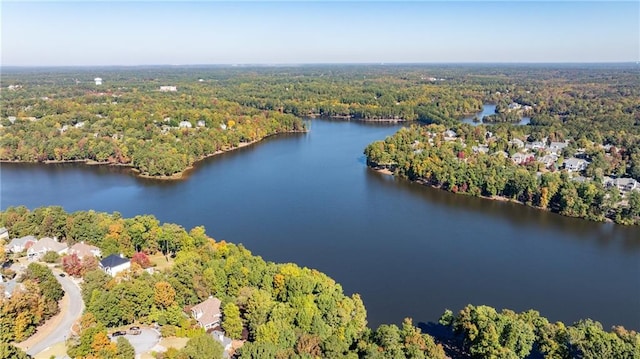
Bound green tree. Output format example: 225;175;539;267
222;303;243;340
116;336;136;359
180;334;224;359
0;343;31;359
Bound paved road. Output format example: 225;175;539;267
27;272;85;356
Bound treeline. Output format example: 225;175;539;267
365;125;640;224
1;207;638;358
2;65;639;177
439;305;639;359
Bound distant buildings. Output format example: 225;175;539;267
159;86;177;92
94;78;103;85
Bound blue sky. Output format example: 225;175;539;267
2;1;638;66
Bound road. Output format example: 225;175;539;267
26;272;85;356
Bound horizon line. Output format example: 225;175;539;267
3;61;639;68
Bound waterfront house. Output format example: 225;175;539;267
27;237;68;260
191;296;222;330
99;254;131;277
69;242;102;259
5;235;37;253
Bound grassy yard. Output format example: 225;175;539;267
149;253;174;271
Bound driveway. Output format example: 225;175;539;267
111;328;161;355
25;271;84;356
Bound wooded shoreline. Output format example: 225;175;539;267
1;129;308;180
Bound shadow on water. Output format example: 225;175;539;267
366;169;640;249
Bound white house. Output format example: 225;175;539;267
191;296;222;330
94;78;103;85
27;237;68;260
178;121;193;129
5;235;37;253
563;158;589;172
0;227;9;241
99;254;131;277
159;86;177;92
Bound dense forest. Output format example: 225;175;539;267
1;207;639;358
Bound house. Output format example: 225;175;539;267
191;296;222;330
94;78;102;85
443;130;457;140
68;242;102;259
5;235;37;253
508;138;525;149
0;227;8;241
99;254;131;277
1;279;21;298
196;120;206;128
472;145;489;154
159;86;177;92
178;121;192;129
525;141;546;151
74;121;85;129
511;153;535;165
27;237;68;260
538;154;559;168
563;158;589;172
607;177;640;193
549;141;569;155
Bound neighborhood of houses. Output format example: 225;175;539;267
417;128;640;197
1;230;237;357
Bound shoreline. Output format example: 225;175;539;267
369;166;616;224
1;129;308;181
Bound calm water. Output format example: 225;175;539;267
462;104;531;126
1;119;639;330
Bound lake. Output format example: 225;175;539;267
2;119;639;330
462;104;531;126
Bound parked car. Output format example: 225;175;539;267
128;326;141;335
59;273;66;277
111;331;126;337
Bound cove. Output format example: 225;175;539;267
2;119;639;330
461;104;531;126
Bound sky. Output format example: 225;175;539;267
2;1;639;66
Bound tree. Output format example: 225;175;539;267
154;281;177;309
0;343;31;359
180;334;224;359
116;336;136;359
131;252;151;269
222;303;243;339
41;251;60;263
62;253;84;277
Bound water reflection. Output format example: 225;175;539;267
366;169;640;248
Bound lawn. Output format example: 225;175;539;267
149;253;174;271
